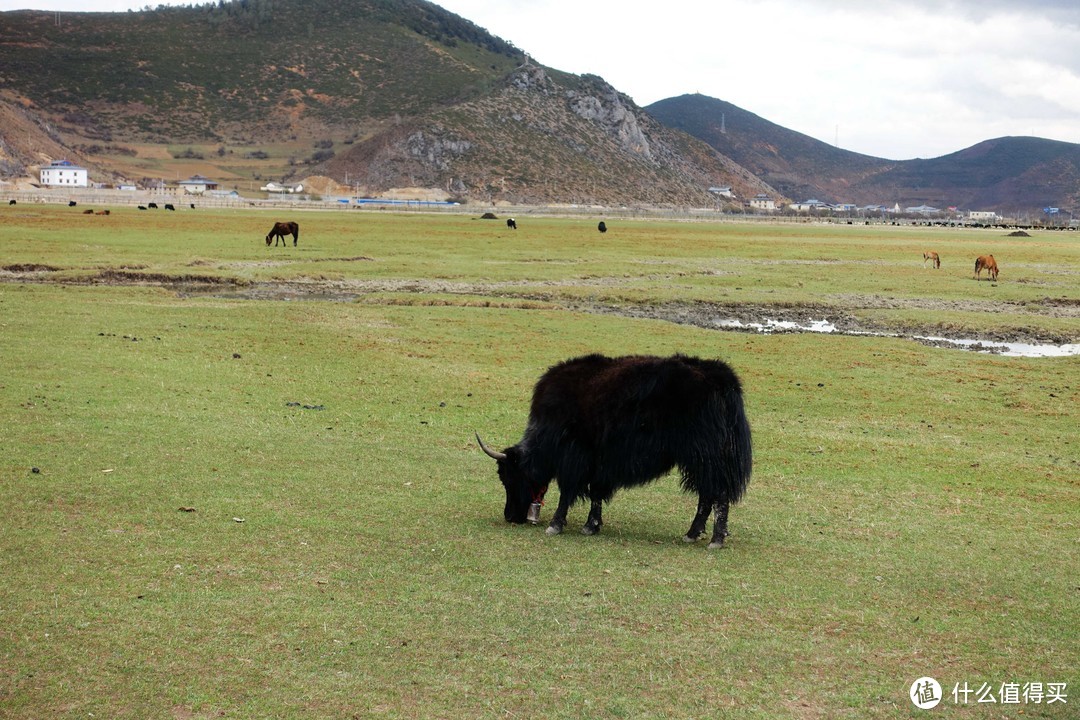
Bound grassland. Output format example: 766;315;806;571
1;206;1077;718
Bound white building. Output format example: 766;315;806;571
749;193;776;211
969;211;999;222
789;199;832;212
40;160;88;187
178;175;219;194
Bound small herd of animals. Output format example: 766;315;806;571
48;201;1000;281
924;250;1001;280
15;202;1005;281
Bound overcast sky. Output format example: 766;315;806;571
3;0;1079;160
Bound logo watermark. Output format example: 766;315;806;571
910;677;942;709
910;678;1068;709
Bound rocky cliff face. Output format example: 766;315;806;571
322;66;775;205
568;78;652;160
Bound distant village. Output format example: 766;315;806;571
33;160;238;199
12;160;1076;226
717;188;1076;227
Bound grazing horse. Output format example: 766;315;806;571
266;221;299;247
974;255;999;281
923;251;940;269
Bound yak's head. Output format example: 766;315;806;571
265;234;273;246
476;433;547;524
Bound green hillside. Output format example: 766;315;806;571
0;0;522;143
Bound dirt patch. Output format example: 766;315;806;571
91;269;247;286
2;263;61;272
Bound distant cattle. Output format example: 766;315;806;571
148;202;158;209
190;203;195;209
923;251;940;269
507;218;517;230
266;221;299;247
974;255;999;281
95;210;110;216
82;209;94;214
137;205;147;210
7;200;14;205
477;353;753;548
597;221;607;233
68;201;77;207
164;203;175;211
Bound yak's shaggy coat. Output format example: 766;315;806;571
479;353;753;548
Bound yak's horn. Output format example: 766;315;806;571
475;433;507;460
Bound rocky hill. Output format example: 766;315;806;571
320;66;773;205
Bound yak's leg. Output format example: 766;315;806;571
546;493;573;536
708;500;731;549
581;500;603;535
683;495;714;543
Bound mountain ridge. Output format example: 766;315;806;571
646;94;1080;213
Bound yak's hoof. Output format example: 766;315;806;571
707;539;727;550
581;524;601;536
683;533;701;543
545;524;563;536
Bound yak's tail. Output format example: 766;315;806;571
680;381;752;504
721;385;753;504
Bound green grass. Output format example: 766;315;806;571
0;207;1077;718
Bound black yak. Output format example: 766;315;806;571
164;203;175;211
266;221;299;247
507;218;517;230
477;353;752;548
597;221;607;233
148;202;158;209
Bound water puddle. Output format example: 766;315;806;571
913;337;1080;358
717;318;838;334
713;317;1079;358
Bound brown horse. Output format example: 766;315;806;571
266;221;299;247
974;254;998;281
923;251;940;269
